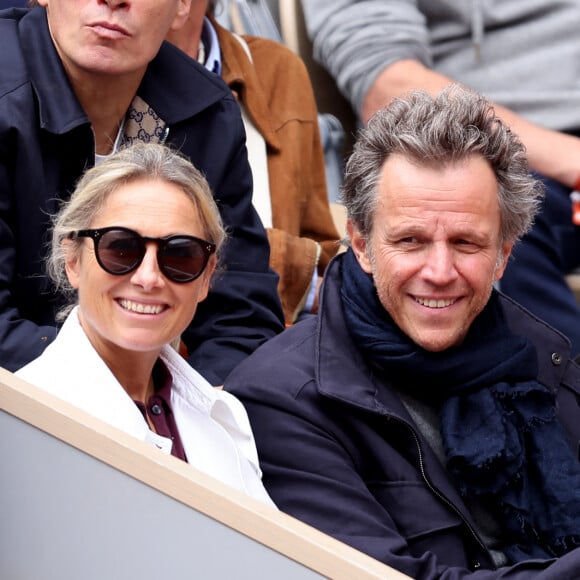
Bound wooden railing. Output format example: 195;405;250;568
0;366;410;580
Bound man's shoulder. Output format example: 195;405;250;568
150;41;231;95
500;292;570;343
211;16;299;67
226;318;318;394
500;292;578;389
241;317;318;370
243;34;307;71
141;41;236;124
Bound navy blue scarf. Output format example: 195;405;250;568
340;249;580;562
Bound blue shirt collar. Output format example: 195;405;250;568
201;17;222;75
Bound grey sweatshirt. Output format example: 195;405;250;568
301;0;580;131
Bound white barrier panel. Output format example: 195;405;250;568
0;367;409;580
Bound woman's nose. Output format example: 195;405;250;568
130;244;164;289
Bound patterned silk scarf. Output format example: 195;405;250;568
122;96;169;147
339;249;580;562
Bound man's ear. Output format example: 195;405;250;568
63;239;81;289
493;240;515;282
170;0;192;31
347;219;373;274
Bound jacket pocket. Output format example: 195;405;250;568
368;480;469;563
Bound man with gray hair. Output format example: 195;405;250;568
300;0;580;361
226;86;580;578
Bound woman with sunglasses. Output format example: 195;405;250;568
16;142;276;506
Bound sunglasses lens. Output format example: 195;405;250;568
97;229;143;274
160;237;208;283
83;227;212;282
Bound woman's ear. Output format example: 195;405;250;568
62;239;81;289
197;254;217;303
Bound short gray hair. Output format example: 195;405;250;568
49;142;226;316
342;85;544;244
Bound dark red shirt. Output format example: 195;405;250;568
134;360;187;461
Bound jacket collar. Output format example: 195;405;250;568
19;7;89;134
212;16;281;151
17;7;231;135
499;291;577;390
18;306;153;441
137;39;232;125
315;254;397;414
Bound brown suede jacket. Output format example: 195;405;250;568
214;19;341;324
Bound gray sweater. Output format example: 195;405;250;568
301;0;580;130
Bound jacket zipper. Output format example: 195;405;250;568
389;413;493;565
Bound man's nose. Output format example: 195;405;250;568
422;243;458;285
100;0;129;10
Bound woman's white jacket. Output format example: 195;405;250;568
16;307;275;507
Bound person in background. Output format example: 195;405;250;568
300;0;580;356
167;0;340;324
0;0;284;384
226;86;580;577
17;142;276;506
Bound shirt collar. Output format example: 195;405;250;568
201;16;222;75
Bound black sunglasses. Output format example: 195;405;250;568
70;226;216;283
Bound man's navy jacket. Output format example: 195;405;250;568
227;254;580;578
